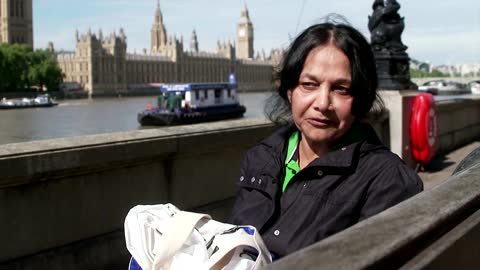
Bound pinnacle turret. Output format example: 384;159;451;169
151;0;167;53
190;29;199;53
155;0;163;24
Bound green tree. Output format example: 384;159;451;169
0;48;6;90
0;44;63;92
0;44;30;91
430;70;448;78
410;69;427;78
410;68;447;78
28;49;63;91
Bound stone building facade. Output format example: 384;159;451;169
0;0;33;47
56;1;281;96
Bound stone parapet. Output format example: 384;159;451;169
380;91;480;166
265;161;480;270
1;96;479;268
436;97;480;154
0;118;276;265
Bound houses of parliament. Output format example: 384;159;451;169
56;1;280;95
1;0;279;96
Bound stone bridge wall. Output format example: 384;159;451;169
0;95;479;269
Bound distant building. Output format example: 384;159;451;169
432;65;456;76
0;0;33;47
455;63;480;77
236;3;254;59
55;1;281;96
410;58;431;73
425;63;480;77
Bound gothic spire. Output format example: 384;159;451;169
151;0;167;53
241;3;250;20
155;0;163;24
190;29;199;53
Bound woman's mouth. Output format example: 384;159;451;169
307;117;336;128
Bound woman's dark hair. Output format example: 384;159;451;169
265;20;381;123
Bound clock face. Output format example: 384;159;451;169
238;29;246;37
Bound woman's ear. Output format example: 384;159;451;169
287;89;292;104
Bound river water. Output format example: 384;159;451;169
0;92;271;145
2;92;473;146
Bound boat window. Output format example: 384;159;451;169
214;89;222;98
195;90;199;100
227;89;231;97
203;90;208;99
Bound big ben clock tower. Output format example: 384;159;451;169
236;3;253;59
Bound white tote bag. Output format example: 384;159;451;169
124;204;272;270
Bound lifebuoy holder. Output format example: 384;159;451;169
410;93;439;164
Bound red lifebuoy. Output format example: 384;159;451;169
410;93;439;164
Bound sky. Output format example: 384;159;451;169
33;0;480;66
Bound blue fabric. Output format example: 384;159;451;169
129;257;142;270
242;226;255;235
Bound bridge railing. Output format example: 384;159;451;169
265;161;480;270
0;99;478;269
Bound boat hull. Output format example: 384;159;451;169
0;102;58;110
138;104;246;126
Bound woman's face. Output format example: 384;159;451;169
288;44;355;149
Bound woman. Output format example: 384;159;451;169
228;22;423;258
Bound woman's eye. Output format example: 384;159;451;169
334;87;351;95
300;82;317;90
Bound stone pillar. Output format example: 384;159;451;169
380;90;417;167
369;0;418;167
375;51;416;90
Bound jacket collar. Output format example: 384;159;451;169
260;122;387;174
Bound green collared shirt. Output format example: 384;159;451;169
282;122;367;192
283;130;300;192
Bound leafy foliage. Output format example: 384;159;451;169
0;44;64;92
410;68;448;78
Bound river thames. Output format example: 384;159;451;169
1;92;475;145
0;92;271;145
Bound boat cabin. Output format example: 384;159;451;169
157;83;240;111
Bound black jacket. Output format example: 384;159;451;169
228;123;423;257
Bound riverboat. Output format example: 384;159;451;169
137;78;246;126
0;94;58;109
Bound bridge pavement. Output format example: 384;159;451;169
419;140;480;190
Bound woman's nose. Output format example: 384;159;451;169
313;87;332;112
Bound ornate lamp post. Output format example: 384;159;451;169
368;0;416;90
